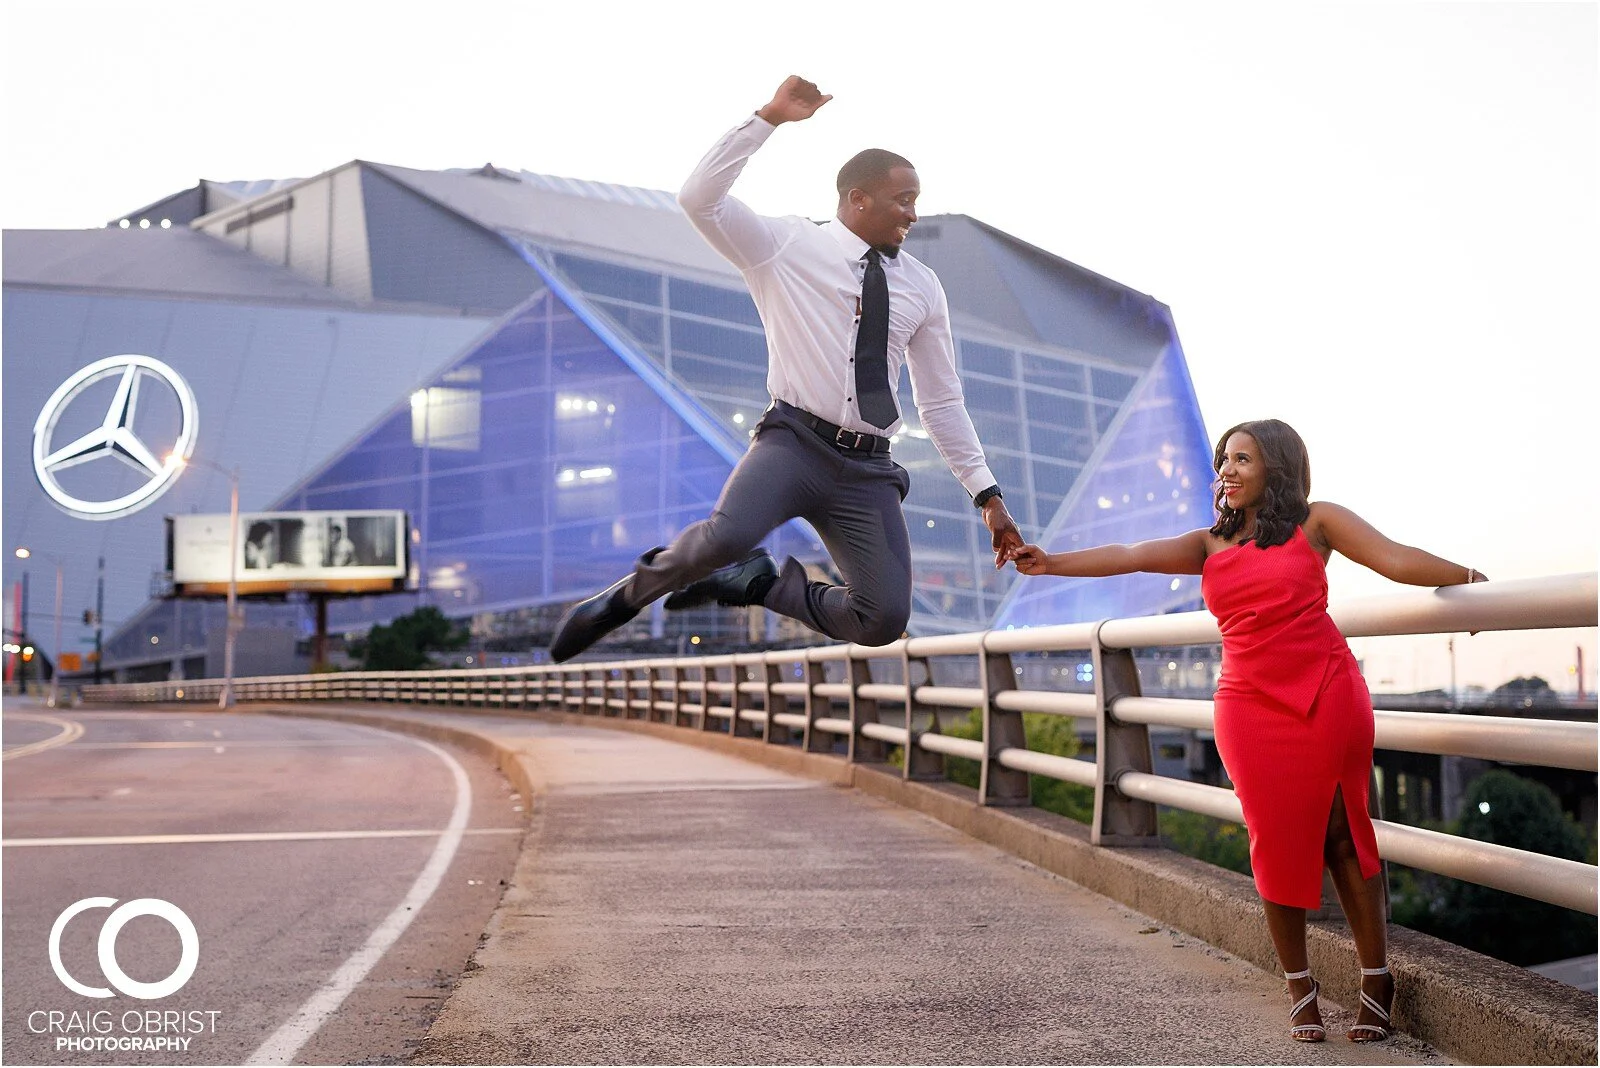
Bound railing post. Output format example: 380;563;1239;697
1091;620;1158;845
555;666;570;712
730;661;759;739
644;663;662;722
979;645;1030;807
802;656;832;753
763;659;793;745
697;661;717;731
903;651;943;781
620;665;637;719
632;663;646;720
661;662;679;725
848;656;887;764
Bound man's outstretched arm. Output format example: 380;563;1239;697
678;76;832;271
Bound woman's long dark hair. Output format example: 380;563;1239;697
1209;419;1311;549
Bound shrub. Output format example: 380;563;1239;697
941;709;1095;822
1396;770;1596;965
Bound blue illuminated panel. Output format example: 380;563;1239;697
289;289;815;633
995;338;1216;629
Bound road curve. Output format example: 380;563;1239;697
1;707;523;1065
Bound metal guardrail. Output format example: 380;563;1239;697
84;573;1599;915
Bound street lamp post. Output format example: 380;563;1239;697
173;456;240;708
13;547;65;708
222;469;239;709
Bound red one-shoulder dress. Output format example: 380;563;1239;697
1200;526;1382;908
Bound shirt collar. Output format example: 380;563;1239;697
827;217;899;265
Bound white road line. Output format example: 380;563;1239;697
2;828;520;848
51;711;207;719
247;732;473;1065
65;739;377;750
2;713;84;761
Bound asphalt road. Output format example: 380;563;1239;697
1;705;523;1065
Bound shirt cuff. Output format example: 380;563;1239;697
742;113;778;139
959;465;998;499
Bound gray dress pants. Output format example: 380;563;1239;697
623;404;913;646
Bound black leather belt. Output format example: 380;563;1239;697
774;401;892;455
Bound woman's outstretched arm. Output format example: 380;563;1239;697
1012;528;1210;577
1309;502;1484;586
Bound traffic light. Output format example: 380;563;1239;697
83;609;97;625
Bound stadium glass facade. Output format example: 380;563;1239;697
6;159;1218;677
283;236;1216;648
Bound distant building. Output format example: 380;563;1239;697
2;160;1214;680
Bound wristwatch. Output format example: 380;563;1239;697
973;485;1003;509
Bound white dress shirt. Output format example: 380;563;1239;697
678;114;999;499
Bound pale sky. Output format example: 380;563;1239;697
3;1;1595;692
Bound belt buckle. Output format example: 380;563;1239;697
834;427;865;450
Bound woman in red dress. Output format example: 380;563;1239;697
1012;419;1483;1043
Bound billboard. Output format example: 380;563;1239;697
168;510;409;596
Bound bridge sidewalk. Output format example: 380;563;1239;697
275;705;1449;1066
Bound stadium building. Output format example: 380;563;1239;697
2;159;1216;683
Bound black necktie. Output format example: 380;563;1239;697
855;248;897;429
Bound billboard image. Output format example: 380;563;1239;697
168;511;409;596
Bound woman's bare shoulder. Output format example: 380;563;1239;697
1303;501;1360;555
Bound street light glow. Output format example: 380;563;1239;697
14;547;30;559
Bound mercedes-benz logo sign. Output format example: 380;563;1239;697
32;355;198;521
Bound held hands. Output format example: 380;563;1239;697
757;76;832;125
982;499;1025;570
1011;544;1052;576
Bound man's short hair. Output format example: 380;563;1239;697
836;149;915;198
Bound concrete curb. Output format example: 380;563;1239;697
258;702;1595;1065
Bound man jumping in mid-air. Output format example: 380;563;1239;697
551;75;1022;661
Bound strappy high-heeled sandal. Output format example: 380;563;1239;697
1349;964;1394;1042
1284;968;1326;1042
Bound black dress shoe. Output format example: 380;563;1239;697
663;551;779;610
549;577;640;663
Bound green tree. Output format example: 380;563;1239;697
942;710;1096;822
1158;809;1253;876
350;607;469;671
1405;770;1595;965
1492;675;1555;697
